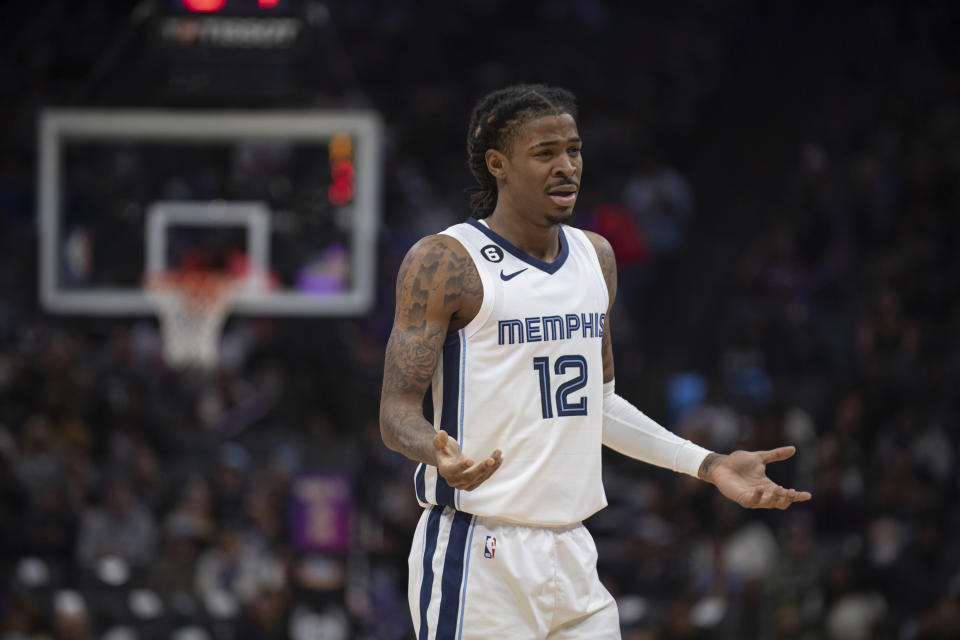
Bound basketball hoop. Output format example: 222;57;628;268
145;270;239;370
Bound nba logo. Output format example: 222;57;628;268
484;536;497;559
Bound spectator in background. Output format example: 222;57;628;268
148;512;203;597
21;484;76;560
14;414;62;497
52;590;91;640
194;523;263;607
213;442;251;523
759;513;824;640
623;158;695;258
165;476;218;545
587;196;651;328
75;475;157;569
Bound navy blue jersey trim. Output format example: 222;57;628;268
455;332;467;510
466;218;569;274
422;384;434;423
416;385;432;504
418;505;444;640
435;332;461;507
436;510;473;639
415;464;426;503
440;333;461;440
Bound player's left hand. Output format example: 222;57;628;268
702;446;812;510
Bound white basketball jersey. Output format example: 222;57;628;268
413;218;609;526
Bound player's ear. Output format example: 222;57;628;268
485;149;507;179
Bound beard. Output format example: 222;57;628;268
545;208;574;226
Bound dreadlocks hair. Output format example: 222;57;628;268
466;84;578;219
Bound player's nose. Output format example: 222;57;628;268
553;155;576;177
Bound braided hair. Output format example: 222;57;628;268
466;84;578;219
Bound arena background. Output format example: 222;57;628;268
2;1;960;639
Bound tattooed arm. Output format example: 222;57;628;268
584;231;618;384
380;235;502;491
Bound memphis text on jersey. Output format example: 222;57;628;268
497;312;606;346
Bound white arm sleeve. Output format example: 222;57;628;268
602;379;713;477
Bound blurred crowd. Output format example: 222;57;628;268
1;1;960;640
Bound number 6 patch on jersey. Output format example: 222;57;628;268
480;244;504;263
484;536;497;559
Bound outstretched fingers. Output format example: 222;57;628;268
758;446;797;464
461;450;504;490
743;483;812;509
435;431;504;490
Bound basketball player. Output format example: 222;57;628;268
379;84;811;640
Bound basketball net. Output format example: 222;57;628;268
145;270;239;370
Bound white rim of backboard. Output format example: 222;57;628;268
38;109;382;316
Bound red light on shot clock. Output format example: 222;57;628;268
182;0;227;12
329;160;356;205
258;0;281;7
331;160;355;183
328;134;355;206
328;181;355;206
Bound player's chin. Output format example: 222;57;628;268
544;206;575;226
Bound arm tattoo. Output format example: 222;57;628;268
698;453;722;481
593;238;618;305
395;238;445;326
443;251;469;306
585;232;618;383
380;235;479;464
444;249;483;325
382;322;444;394
600;318;614;383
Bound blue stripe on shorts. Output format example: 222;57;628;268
436;509;473;639
418;505;443;640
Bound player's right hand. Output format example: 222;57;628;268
433;430;503;491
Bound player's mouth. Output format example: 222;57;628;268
547;184;578;208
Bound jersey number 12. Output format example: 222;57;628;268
532;355;588;418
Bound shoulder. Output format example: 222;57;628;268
579;229;617;300
580;230;616;275
397;233;473;285
396;232;483;327
580;228;612;258
402;233;468;265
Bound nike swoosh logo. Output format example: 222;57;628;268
500;268;528;281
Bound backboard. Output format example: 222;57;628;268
38;109;382;316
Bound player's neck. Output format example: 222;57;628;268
485;208;561;263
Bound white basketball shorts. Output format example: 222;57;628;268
408;505;620;640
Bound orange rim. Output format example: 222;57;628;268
145;271;237;309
